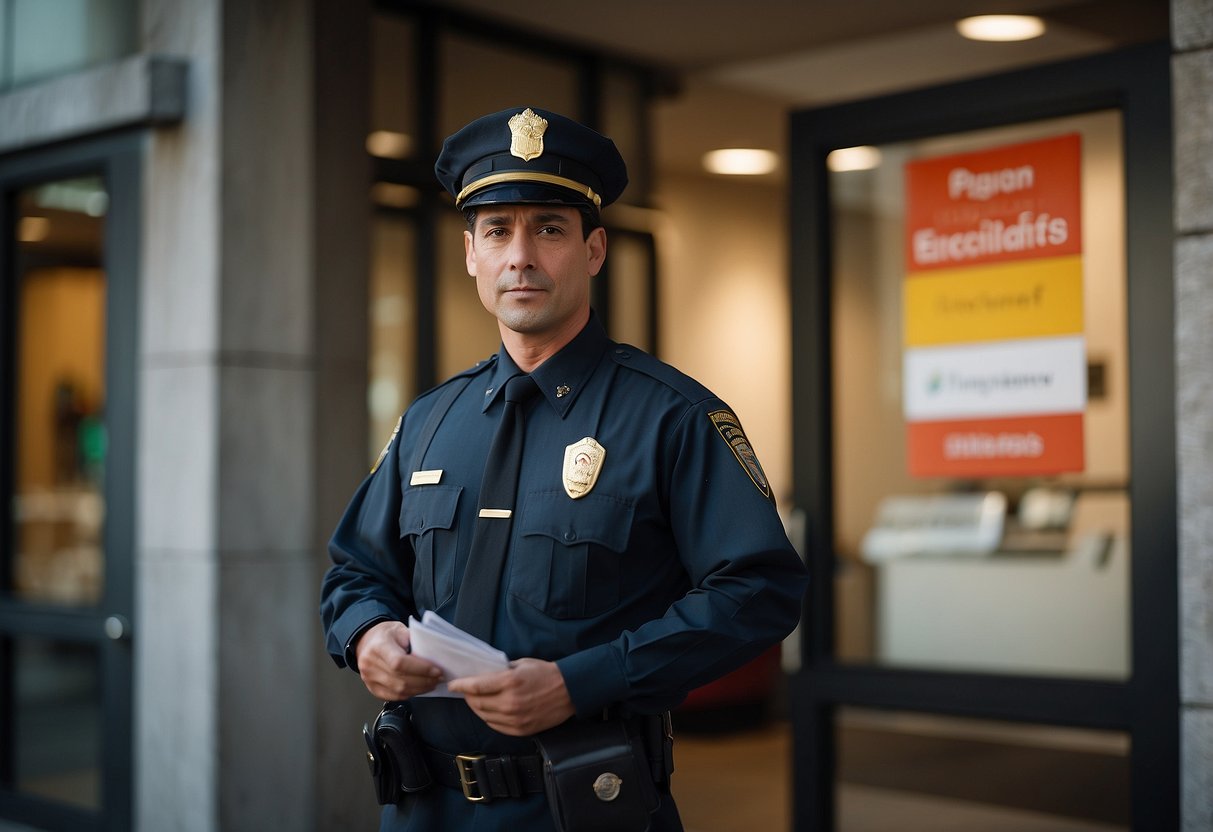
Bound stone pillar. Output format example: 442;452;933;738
213;1;318;828
1172;0;1213;828
138;0;373;828
138;0;223;827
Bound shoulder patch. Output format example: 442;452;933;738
708;409;772;500
370;416;401;474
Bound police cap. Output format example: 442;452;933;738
435;107;628;213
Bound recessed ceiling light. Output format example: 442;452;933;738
703;148;779;176
956;14;1046;42
827;146;882;172
366;130;412;159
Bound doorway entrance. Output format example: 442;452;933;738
0;134;140;831
790;44;1175;831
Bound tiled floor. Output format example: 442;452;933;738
671;718;1129;832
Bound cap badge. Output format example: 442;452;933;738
508;108;548;162
563;437;606;499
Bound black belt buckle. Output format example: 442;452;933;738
456;753;492;803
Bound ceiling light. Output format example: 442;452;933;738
366;130;412;159
34;179;108;216
956;15;1046;42
827;146;882;172
703;148;778;176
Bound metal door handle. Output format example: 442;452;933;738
104;615;131;641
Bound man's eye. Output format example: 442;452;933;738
484;227;507;238
538;226;563;235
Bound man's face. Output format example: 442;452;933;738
464;205;606;341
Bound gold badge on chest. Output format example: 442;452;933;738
563;437;606;499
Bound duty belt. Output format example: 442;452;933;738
424;745;545;802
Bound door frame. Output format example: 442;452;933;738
0;131;142;831
788;43;1175;831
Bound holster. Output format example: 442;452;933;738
533;716;661;832
644;711;675;788
363;703;433;805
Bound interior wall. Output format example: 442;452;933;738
653;172;792;507
17;268;105;489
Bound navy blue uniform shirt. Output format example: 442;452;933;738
320;315;809;830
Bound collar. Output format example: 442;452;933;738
480;313;610;418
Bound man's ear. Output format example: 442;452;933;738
464;229;477;276
586;226;607;277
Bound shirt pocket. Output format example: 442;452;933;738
399;485;462;611
511;491;635;620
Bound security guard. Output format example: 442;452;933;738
320;106;809;832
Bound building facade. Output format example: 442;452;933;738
0;1;1208;830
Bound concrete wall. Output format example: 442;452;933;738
138;0;223;827
653;173;793;507
1173;0;1213;829
138;0;375;828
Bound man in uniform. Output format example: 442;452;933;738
320;106;809;831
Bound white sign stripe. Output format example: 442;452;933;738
904;335;1086;421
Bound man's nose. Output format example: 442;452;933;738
507;233;536;271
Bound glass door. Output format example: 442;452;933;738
0;135;140;831
830;110;1132;831
789;45;1175;832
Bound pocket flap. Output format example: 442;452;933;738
519;491;634;551
399;485;462;536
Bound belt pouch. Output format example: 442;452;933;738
534;719;658;832
364;703;433;805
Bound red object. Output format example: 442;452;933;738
905;133;1083;273
907;412;1085;478
679;646;781;711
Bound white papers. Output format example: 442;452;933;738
407;610;509;698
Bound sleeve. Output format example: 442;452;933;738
556;398;810;716
319;418;417;670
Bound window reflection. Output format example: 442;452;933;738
11;176;107;605
437;211;499;380
369;12;416;160
368;214;417;463
837;707;1129;829
605;231;655;352
13;637;101;809
830;111;1130;679
2;0;139;92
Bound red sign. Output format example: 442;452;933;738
907;413;1084;478
903;133;1085;478
905;134;1082;273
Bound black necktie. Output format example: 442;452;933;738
453;373;540;641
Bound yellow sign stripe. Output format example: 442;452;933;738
904;255;1083;347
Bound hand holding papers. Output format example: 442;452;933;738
407;611;509;698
